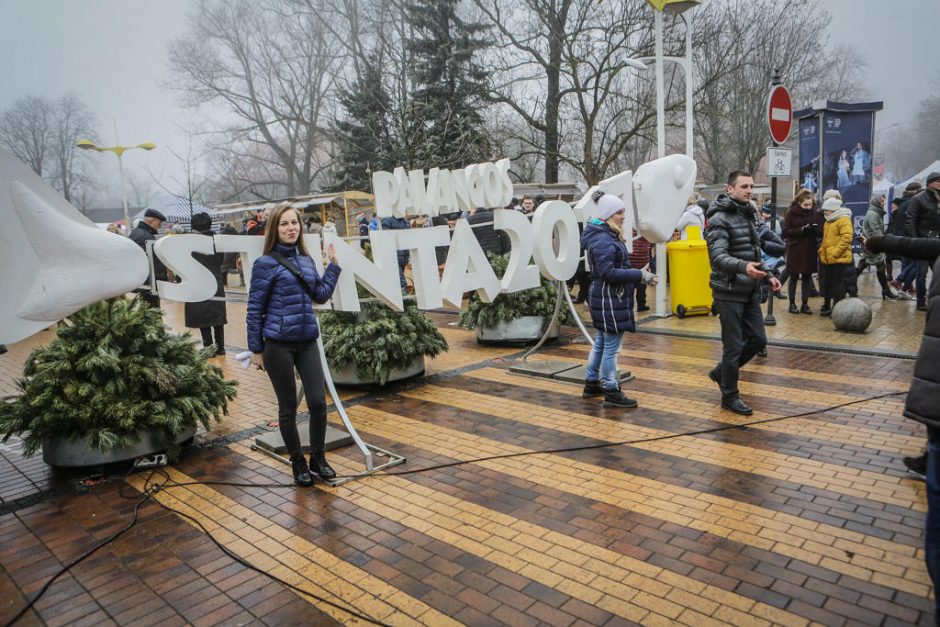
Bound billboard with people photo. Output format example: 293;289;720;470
798;118;820;195
796;102;883;248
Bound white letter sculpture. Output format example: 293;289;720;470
0;152;698;345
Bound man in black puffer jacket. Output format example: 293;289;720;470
863;231;940;620
705;171;781;415
467;207;510;256
905;172;940;311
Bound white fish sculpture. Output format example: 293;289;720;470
0;149;149;345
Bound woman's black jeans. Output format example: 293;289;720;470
262;339;328;461
787;272;812;304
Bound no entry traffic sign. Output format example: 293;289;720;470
767;84;792;144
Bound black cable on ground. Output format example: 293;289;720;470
3;476;157;627
135;469;390;627
142;389;911;487
4;389;908;625
5;466;390;627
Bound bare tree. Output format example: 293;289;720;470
48;92;97;202
693;0;869;183
894;74;940;179
166;0;342;196
0;95;51;176
472;0;747;185
471;0;581;184
0;92;97;202
126;171;157;210
203;140;290;203
145;141;210;220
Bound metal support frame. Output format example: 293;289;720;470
252;337;405;486
522;280;593;361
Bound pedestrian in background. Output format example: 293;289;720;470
858;194;899;300
185;212;228;355
675;195;706;240
890;182;924;295
128;208;168;308
782;189;821;314
381;213;411;291
628;230;652;312
905;172;940;311
818;196;854;316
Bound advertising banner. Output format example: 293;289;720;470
821;111;875;234
798;118;820;195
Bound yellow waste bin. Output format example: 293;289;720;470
666;226;713;318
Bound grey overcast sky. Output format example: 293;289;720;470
0;0;936;203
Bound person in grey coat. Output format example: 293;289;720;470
858;194;898;300
185;213;227;355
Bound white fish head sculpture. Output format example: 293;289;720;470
632;154;697;244
0;149;149;345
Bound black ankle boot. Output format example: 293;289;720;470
800;303;812;314
310;452;336;481
788;302;798;314
603;388;638;408
582;380;604;398
291;456;314;486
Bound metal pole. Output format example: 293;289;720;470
764;70;781;326
684;12;693;159
653;10;669;318
113;118;131;234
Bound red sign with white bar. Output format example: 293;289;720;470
767;84;792;144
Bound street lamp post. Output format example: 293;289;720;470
76;121;156;234
645;0;699;317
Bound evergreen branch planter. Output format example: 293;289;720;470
459;253;572;346
319;300;448;387
0;297;237;467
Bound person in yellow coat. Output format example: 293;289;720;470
818;197;855;316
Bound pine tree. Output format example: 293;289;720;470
0;297;237;458
406;0;492;171
330;58;400;192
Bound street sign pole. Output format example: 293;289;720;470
764;70;788;327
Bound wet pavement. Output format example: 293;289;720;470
0;270;932;625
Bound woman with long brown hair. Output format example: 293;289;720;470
781;189;821;314
246;203;341;486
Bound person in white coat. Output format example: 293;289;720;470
676;196;707;240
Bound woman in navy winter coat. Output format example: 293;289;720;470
581;193;657;408
247;204;341;486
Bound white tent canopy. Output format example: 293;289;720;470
872;159;940;198
134;195;216;224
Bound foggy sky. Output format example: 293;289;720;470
0;0;935;205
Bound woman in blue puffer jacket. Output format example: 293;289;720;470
580;192;658;408
247;203;341;486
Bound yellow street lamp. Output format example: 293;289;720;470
76;135;156;233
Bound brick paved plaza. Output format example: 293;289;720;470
0;274;933;626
